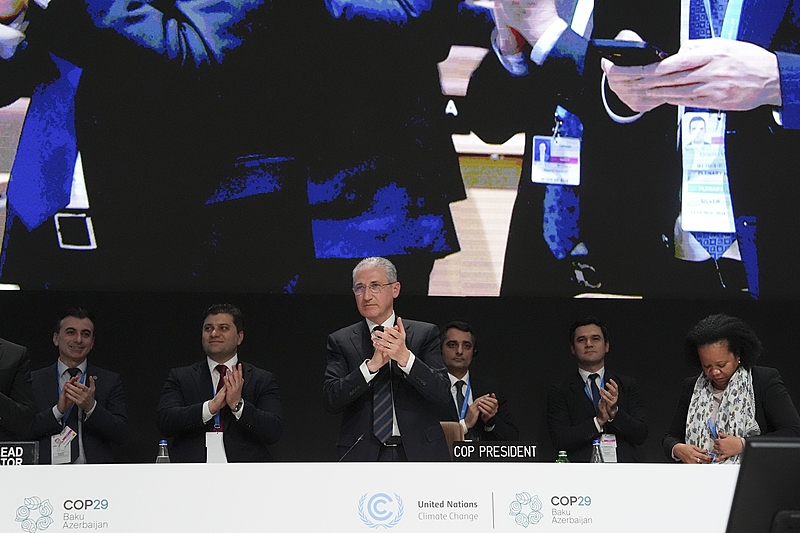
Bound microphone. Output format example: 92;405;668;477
338;434;364;462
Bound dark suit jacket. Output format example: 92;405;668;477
323;318;451;461
157;360;282;462
30;362;128;464
547;370;647;462
439;373;519;441
662;366;800;460
0;0;314;292
0;338;35;441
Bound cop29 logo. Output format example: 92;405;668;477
15;497;54;533
358;493;404;529
509;492;543;528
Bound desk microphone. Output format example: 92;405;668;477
338;434;364;462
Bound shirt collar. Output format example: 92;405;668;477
448;370;470;388
207;353;239;375
57;359;87;378
578;366;605;384
365;311;396;332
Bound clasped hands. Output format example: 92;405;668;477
674;432;743;464
208;363;244;415
491;0;782;113
595;378;619;427
463;393;499;430
367;317;411;372
58;375;96;414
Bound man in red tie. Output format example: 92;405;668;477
157;304;282;462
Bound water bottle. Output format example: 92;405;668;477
556;450;570;463
590;439;604;463
156;440;170;463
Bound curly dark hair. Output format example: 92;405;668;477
203;304;244;333
684;314;762;369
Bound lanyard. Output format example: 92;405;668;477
458;378;472;421
702;0;743;39
58;370;88;422
212;378;224;429
570;0;593;37
681;0;744;43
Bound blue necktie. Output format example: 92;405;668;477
687;0;735;260
6;54;82;231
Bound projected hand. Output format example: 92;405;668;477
603;37;781;113
0;0;27;19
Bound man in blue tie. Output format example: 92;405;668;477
323;256;451;461
485;0;800;299
546;317;647;462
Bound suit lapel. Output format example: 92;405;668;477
193;361;214;400
44;362;60;407
571;371;594;417
738;0;788;47
350;321;371;362
240;362;254;398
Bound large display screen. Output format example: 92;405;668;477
1;0;798;298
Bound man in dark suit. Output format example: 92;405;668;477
438;321;518;441
323;256;451;461
547;317;647;462
30;308;127;464
0;336;35;441
157;304;282;462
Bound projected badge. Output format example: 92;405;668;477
531;135;580;186
680;112;735;233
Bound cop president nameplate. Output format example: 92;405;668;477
452;441;537;462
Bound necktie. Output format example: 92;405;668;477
687;0;735;260
6;54;82;231
372;326;393;444
65;367;81;463
589;373;600;413
455;380;466;417
215;364;228;430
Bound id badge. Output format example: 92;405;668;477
51;426;76;465
680;111;735;233
531;135;580;186
205;432;228;463
600;433;618;463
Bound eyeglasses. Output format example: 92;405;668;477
352;282;394;296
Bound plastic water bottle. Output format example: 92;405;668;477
590;439;604;463
556;450;570;463
156;440;170;463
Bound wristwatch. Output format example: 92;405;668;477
231;399;244;413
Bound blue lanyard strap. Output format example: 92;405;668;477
701;0;744;39
458;378;472;421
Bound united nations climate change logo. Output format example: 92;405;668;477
15;497;54;533
509;492;543;528
358;493;404;529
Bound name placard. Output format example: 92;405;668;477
0;442;39;465
452;441;538;461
